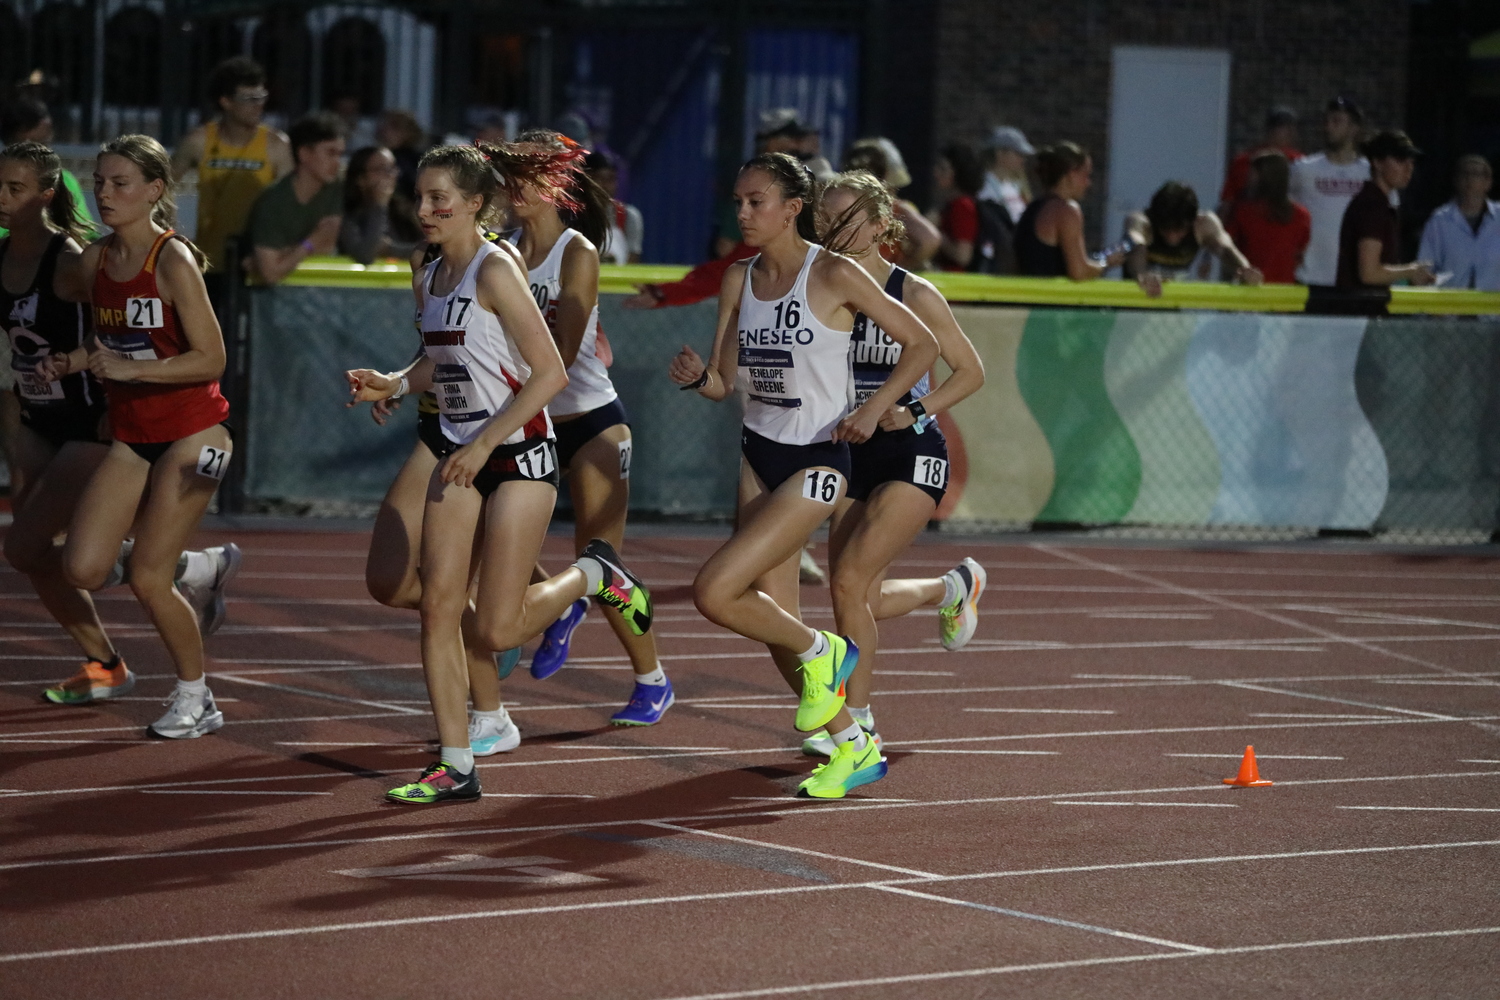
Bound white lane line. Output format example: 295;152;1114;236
212;674;425;716
1074;673;1192;680
872;670;955;676
895;558;1500;584
884;716;1500;747
141;790;333;796
1191;644;1326;653
1249;713;1395;719
0;711;410;738
651;926;1500;1000
1089;612;1212;620
870;884;1210;952
274;742;428;748
963;708;1115;715
556;746;729;751
1376;680;1500;686
645;821;939;877
1336;806;1500;814
1461;759;1500;764
1052;801;1239;808
1165;753;1344;760
0;739;158;745
899;749;1060;755
1221;680;1454;721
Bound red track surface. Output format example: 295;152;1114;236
3;527;1499;998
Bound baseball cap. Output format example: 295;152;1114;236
873;138;912;190
756;107;813;140
1363;129;1421;161
1326;95;1364;124
986;125;1035;155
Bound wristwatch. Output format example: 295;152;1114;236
907;398;927;421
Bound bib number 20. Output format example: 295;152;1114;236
801;469;842;505
197;445;231;481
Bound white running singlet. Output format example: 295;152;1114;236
528;228;617;416
420;240;553;447
736;244;854;445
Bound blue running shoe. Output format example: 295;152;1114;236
495;647;522;679
531;599;588;679
610;676;674;726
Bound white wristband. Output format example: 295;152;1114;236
391;375;409;400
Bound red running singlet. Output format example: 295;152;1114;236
91;230;229;444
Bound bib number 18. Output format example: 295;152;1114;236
197;445;231;481
915;457;948;490
801;469;842;505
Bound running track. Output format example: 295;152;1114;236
2;524;1498;998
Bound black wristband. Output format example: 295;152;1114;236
907;398;927;420
679;369;710;391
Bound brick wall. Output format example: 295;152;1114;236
929;0;1410;241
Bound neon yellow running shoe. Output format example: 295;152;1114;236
794;632;858;732
798;735;887;799
579;538;653;635
385;761;481;804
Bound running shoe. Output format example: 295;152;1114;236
102;538;135;589
801;724;883;758
794;632;859;733
579;539;653;635
530;599;588;679
495;647;522;680
147;686;225;739
385;761;482;804
610;676;674;726
939;557;987;652
469;712;521;756
798;735;887;799
42;658;134;705
178;543;243;637
798;547;826;584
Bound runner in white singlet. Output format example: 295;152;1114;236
668;152;938;799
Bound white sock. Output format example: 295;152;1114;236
940;572;960;610
830;720;867;752
103;539;134;589
177;676;207;695
848;704;874;730
796;632;830;664
441;746;475;773
473;707;508;725
574;556;605;592
635;665;667;686
179;550;216;590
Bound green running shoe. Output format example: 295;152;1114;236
798;735;887;799
385;761;481;804
579;538;653;635
794;632;858;732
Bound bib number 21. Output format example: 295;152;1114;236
801;469;842;505
197;445;231;481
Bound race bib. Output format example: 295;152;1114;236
515;441;555;480
97;331;159;362
433;362;490;423
851;319;901;406
801;469;843;505
914;456;949;490
12;355;64;402
126;297;164;329
618;440;632;480
739;348;801;408
197;444;231;481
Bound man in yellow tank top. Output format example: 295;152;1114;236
171;57;292;273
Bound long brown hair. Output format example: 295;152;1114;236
0;141;91;243
741;151;820;242
516;128;614;250
1251;150;1292;224
1035;141;1089;190
98;134;208;270
417;141;583;231
818;169;905;256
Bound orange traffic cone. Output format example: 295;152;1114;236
1223;745;1273;787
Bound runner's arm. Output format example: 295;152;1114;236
878;275;984;432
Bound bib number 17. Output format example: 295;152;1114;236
801;469;842;505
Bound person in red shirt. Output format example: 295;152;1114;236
46;135;235;741
1228;151;1311;284
929;142;983;271
1220;106;1302;217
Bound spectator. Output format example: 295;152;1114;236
375;109;427;204
246;112;345;286
0;96;97;241
1417;155;1500;291
171;57;292;273
1228;151;1311;284
1290;96;1368;286
1336;130;1435;289
585;151;644;265
1220;105;1301;216
338;146;420;264
844;138;941;270
1124;182;1262;293
929;141;984;270
980;125;1034;224
329;93;377;151
1014;142;1126;280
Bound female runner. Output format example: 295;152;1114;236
667;152;938;799
44;136;233;739
801;170;988;756
346;142;654;804
492;128;669;727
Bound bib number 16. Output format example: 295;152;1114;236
801;469;842;505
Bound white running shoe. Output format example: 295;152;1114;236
148;686;225;739
801;726;883;758
469;712;521;756
939;557;987;651
179;543;243;637
798;548;826;584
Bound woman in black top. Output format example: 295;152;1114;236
1014;142;1127;279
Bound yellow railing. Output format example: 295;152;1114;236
280;257;1500;315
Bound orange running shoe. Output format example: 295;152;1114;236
42;658;134;705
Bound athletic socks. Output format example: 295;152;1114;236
441;746;475;774
940;572;960;610
472;707;510;725
796;632;830;664
848;704;875;730
178;550;216;590
830;720;868;752
634;665;668;687
176;676;207;696
102;539;135;589
574;555;606;593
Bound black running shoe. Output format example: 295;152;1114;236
579;538;653;635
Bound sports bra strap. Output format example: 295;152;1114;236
143;230;177;274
